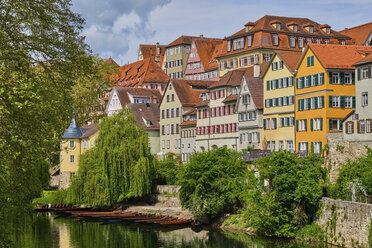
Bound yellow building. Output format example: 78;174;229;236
59;118;98;188
261;51;301;152
295;44;372;153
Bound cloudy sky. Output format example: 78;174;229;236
71;0;372;66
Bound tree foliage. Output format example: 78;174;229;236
67;108;156;205
156;153;181;185
331;148;372;201
243;152;326;237
178;147;247;220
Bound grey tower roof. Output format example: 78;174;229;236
62;117;83;139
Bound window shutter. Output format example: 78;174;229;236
271;80;274;89
357;120;360;133
274;118;277;129
351;121;354;133
307;56;310;66
315;74;319;85
340;96;345;108
311;56;314;66
352;73;355;84
304;119;307;131
329;72;333;84
267;80;270;90
310;119;313;131
329;119;333;131
270;99;273;107
280;118;284;127
321;73;325;85
329;96;332;107
340;73;345;84
345;122;349;133
352;96;356;108
263;119;266;130
339;121;343;131
307;76;311;86
305;142;308;152
296;78;299;88
358;68;361;81
296;120;299;131
319;142;322;152
276;80;279;89
320;118;323;130
314;97;319;109
308;98;311;109
321;96;324;108
301;77;305;88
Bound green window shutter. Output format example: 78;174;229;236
263;119;266;130
271;80;274;89
292;96;295;104
352;96;356;108
310;119;313;131
321;72;325;84
339;121;343;130
319;142;322;152
301;99;305;111
329;72;333;84
307;76;311;87
311;56;314;66
320;118;323;130
340;96;345;108
315;74;319;85
298;99;301;111
340;73;345;84
352;73;355;84
308;98;311;109
329;96;332;108
305;142;309;152
280;118;283;127
307;56;310;66
296;120;299;131
296;78;299;88
329;119;333;131
304;119;307;131
321;96;324;108
315;97;319;109
275;80;279;89
301;77;305;88
269;99;273;107
266;80;270;90
285;77;288;87
274;118;277;129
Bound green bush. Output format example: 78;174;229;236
296;223;324;241
156;154;181;185
178;147;247;220
243;151;326;237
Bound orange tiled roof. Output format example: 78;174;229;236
183;108;197;116
180;120;197;127
309;44;372;70
139;44;166;65
245;77;264;109
167;35;200;48
339;22;372;45
114;87;162;106
115;58;169;87
222;94;238;103
219;15;351;58
275;50;302;72
354;53;372;66
171;79;211;107
194;100;209;108
107;57;119;67
127;103;160;130
193;38;224;71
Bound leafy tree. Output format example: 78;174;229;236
156;153;181;185
332;148;372;201
178;147;247;221
244;152;326;237
67;108;156;205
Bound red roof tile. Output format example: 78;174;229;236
309;44;372;69
139;44;166;66
180;120;197;127
167;35;200;48
114;87;162;106
106;57;119;67
183;108;197;116
193;38;224;71
354;53;372;66
245;77;264;109
222;94;238;103
115;58;169;87
339;22;372;45
275;50;302;72
171;79;211;107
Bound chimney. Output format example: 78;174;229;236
200;34;204;39
156;42;160;55
253;64;260;77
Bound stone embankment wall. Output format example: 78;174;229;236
326;133;372;183
153;185;181;208
317;197;372;247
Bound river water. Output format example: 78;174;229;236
6;213;333;248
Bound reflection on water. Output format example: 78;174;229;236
7;213;333;248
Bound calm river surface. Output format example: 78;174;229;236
7;213;334;248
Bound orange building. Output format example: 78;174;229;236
295;44;372;153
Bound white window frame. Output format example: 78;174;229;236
362;92;368;106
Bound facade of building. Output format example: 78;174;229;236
138;43;166;66
184;38;224;81
115;58;169;94
344;54;372;141
217;15;351;77
59;118;98;188
339;22;372;46
106;87;161;117
261;51;301;152
159;79;210;156
236;65;267;151
180;109;197;162
127;103;161;155
295;44;372;153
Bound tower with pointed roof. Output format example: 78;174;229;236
58;117;99;188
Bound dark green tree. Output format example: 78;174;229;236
67;107;156;205
244;151;326;237
178;147;247;221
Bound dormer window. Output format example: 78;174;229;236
293;25;298;32
324;39;330;44
339;40;345;45
326;28;330;34
247;35;253;47
309;26;314;33
233;37;244;50
276;23;281;30
289;36;295;48
298;37;303;48
272;34;278;46
227;40;231;52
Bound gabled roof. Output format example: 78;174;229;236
304;44;372;70
261;50;302;78
113;87;162;107
107;57;119;67
127;103;160;131
139;44;166;65
222;94;238;103
245;77;264;110
115;58;169;87
210;62;269;89
339;22;372;45
192;38;224;71
354;53;372;66
167;35;200;48
219;15;351;58
80;123;99;138
171;79;210;107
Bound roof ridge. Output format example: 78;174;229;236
341;22;372;31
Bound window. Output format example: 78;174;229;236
240;57;245;67
307;56;314;67
289;36;295;48
324;39;329;44
69;140;75;149
233;58;237;68
254;54;259;64
311;118;323;131
82;140;89;149
299;142;308;152
161;140;165;149
293;25;298;32
272;62;278;71
362;92;368;106
242;94;251;105
297;119;307;131
329;119;342;131
362;67;370;79
360;120;366;133
298;37;303;48
278;140;284;151
367;120;371;133
272;34;278;46
332;73;340;84
346;121;354;134
166;140;170;149
227;40;231;52
286;140;294;152
247;56;252;65
345;96;353;108
344;73;352;84
220;61;225;70
264;53;271;62
70;155;75;163
307;37;312;44
247;35;253;47
332;96;340;108
309;26;314;33
312;142;322;154
276;23;281;30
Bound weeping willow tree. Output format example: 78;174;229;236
67;107;156;205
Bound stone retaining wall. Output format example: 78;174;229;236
317;197;372;247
